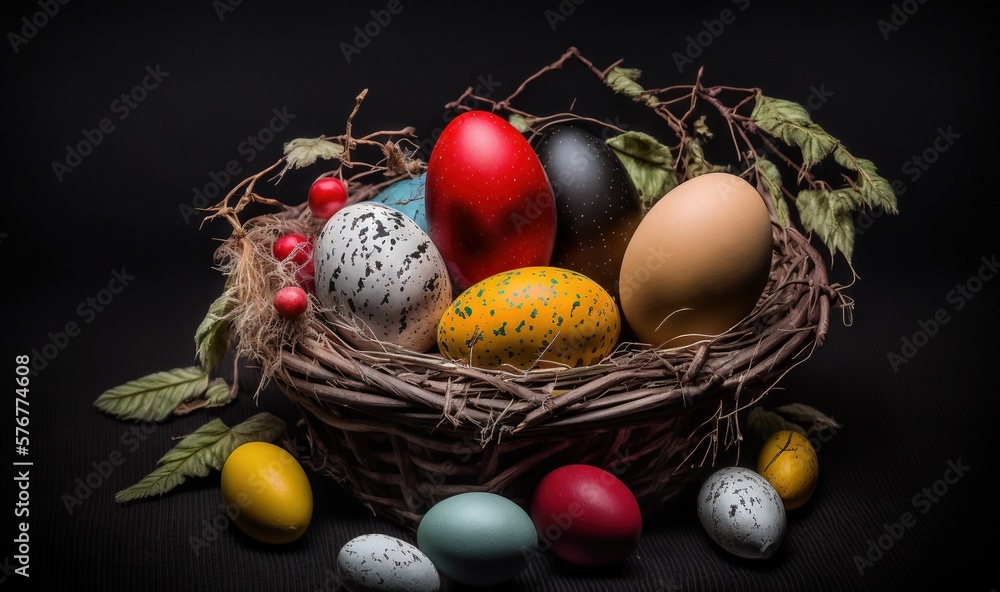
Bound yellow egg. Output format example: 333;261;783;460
618;172;773;348
437;266;620;370
756;429;819;511
220;441;313;544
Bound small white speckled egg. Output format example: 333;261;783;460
314;202;453;352
697;466;786;559
336;534;440;592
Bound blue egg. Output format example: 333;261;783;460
371;173;428;233
416;492;537;587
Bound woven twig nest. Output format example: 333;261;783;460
208;48;883;532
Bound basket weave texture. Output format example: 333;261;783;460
228;200;840;532
213;49;856;532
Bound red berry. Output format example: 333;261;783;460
273;286;309;319
295;264;316;293
308;177;348;220
273;233;316;292
273;233;313;264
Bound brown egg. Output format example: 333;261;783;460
618;172;773;348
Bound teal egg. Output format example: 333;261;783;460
416;492;537;586
371;173;428;233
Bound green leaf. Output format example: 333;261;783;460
834;148;898;214
832;145;857;171
195;286;234;373
683;116;727;179
604;67;659;107
94;367;209;422
755;157;790;226
173;378;234;416
751;94;837;169
691;115;713;140
508;114;534;134
606;131;678;213
115;412;287;503
796;188;860;261
682;136;729;179
204;378;233;405
283;137;346;170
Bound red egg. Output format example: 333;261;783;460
530;464;642;567
425;110;556;290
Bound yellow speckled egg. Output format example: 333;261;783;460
757;429;819;511
437;266;620;370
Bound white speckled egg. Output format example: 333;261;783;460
697;466;786;559
336;534;440;592
314;202;453;352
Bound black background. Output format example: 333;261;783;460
2;1;998;591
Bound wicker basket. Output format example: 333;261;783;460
212;49;855;533
218;205;841;533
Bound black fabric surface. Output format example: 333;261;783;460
2;2;998;590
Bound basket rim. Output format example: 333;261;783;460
243;195;845;442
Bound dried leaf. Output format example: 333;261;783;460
835;148;898;214
604;67;659;107
606;131;678;213
754;157;790;226
94;367;209;422
508;114;535;133
796;188;859;262
751;94;837;169
775;403;843;434
173;378;233;415
746;407;807;441
283;137;346;170
691;115;713;140
683;136;729;179
194;286;234;373
114;412;287;503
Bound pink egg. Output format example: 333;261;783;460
530;464;643;567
